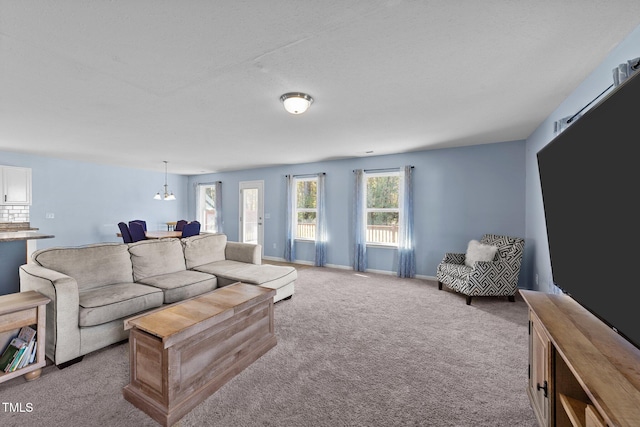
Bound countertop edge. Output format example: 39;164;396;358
0;232;55;242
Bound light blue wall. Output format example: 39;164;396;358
525;24;640;292
2;142;526;281
188;140;526;278
6;23;637;286
0;151;188;248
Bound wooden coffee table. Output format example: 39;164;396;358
123;282;276;427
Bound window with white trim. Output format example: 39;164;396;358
295;177;317;240
365;171;399;246
197;184;217;232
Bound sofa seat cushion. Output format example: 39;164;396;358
193;260;297;290
437;262;473;291
78;283;164;327
136;270;218;304
438;262;472;278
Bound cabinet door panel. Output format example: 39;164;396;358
1;166;31;205
529;314;551;426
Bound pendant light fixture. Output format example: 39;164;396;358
280;92;313;114
154;161;176;201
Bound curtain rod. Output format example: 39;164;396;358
195;181;222;185
285;173;325;178
566;84;613;124
567;57;640;124
352;166;414;173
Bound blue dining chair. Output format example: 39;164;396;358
175;220;188;232
129;220;147;231
118;222;133;243
129;221;147;242
181;221;201;238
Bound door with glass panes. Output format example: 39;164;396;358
239;181;264;254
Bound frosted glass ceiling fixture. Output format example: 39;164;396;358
154;161;176;201
280;92;313;114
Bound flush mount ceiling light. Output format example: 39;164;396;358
154;160;176;201
280;92;313;114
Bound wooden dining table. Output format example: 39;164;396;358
116;230;183;239
145;230;183;239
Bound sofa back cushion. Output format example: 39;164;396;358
182;233;227;269
128;239;186;281
32;243;133;291
480;234;524;261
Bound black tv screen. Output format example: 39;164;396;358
537;69;639;350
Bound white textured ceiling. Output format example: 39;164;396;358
1;1;639;175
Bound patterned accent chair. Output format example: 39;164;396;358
436;234;524;305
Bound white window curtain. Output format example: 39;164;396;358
315;173;327;267
397;165;415;278
353;169;367;272
284;175;295;262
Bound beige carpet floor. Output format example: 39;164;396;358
0;267;537;427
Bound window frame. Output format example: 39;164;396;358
196;183;217;233
294;176;318;241
364;170;400;247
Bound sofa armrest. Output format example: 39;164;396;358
225;242;262;265
469;260;520;292
442;252;465;265
19;264;81;365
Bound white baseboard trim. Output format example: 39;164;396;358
261;256;436;281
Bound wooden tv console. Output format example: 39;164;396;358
520;290;640;427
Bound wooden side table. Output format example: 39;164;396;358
0;291;50;383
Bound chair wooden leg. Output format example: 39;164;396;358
438;281;442;290
466;296;472;305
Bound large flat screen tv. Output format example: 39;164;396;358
537;69;639;350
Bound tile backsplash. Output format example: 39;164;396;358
0;205;30;223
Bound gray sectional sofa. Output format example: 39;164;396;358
19;233;296;366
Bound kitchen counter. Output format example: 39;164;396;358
0;222;38;232
0;231;55;296
0;231;55;242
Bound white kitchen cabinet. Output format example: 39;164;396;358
1;166;32;205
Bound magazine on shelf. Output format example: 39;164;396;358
7;344;29;372
17;340;36;370
0;338;26;372
28;341;37;365
17;325;36;344
0;325;37;373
